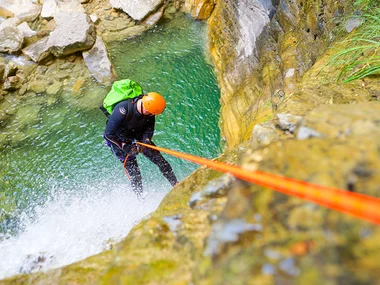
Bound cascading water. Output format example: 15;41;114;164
0;15;221;279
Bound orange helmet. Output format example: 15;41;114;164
142;92;166;115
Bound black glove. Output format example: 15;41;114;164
142;138;152;145
120;138;133;151
134;138;151;153
130;140;148;154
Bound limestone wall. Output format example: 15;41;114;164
208;0;355;148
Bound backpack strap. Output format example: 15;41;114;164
125;99;134;121
100;94;143;119
99;105;110;118
126;94;144;121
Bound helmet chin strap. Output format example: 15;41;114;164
135;99;143;114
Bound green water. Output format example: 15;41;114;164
0;15;221;232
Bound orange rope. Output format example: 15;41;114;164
138;142;380;225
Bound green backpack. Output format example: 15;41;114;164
103;79;143;114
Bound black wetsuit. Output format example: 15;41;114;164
104;96;178;195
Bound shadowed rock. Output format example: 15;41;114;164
22;37;52;63
83;36;115;85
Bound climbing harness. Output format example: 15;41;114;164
123;140;142;179
137;142;380;225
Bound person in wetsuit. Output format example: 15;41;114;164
104;92;178;197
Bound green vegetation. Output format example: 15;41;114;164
354;0;378;9
329;4;380;83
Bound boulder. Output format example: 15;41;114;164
250;122;281;147
276;113;302;133
83;36;115;85
142;6;164;27
41;0;57;19
0;0;41;22
0;26;24;53
109;0;163;21
47;11;96;57
22;37;52;63
0;18;21;29
17;22;37;38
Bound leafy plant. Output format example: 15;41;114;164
354;0;378;10
328;6;380;83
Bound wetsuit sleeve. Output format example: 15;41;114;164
142;116;155;142
104;101;130;149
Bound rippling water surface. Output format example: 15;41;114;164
0;15;220;279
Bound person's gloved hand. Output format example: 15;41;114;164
142;138;152;145
120;139;133;151
131;140;143;154
135;138;151;153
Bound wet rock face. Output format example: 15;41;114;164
22;37;52;63
208;0;356;148
190;0;216;20
19;253;54;275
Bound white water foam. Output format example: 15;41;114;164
0;182;168;279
